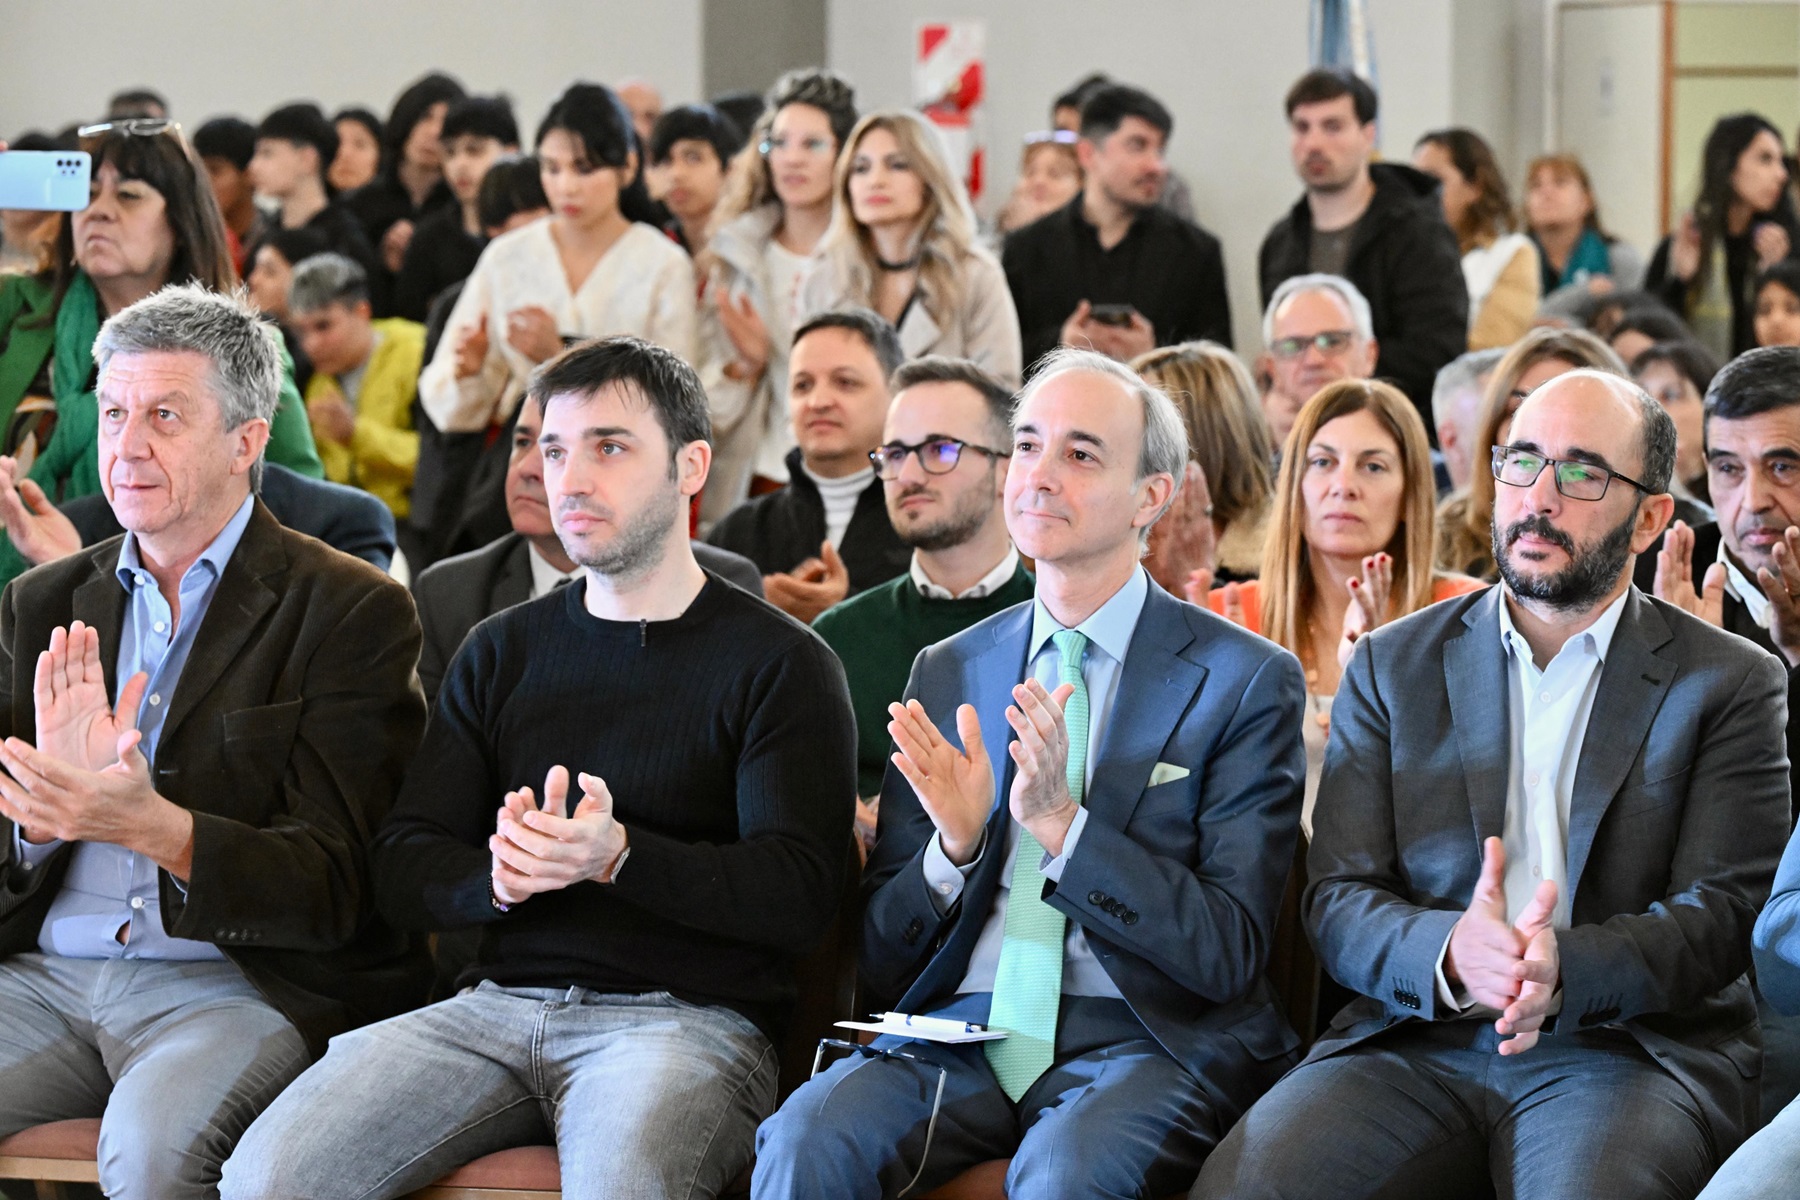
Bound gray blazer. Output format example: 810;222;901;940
1306;584;1791;1144
863;581;1307;1119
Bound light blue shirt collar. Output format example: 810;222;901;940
1497;586;1629;669
1028;565;1149;668
115;494;257;595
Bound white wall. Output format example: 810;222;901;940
825;0;1468;352
1;0;703;146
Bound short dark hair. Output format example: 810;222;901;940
792;307;905;381
107;88;168;120
648;104;742;167
1630;339;1722;397
193;117;257;171
527;336;714;469
258;225;332;271
1610;304;1690;347
709;90;763;146
1078;84;1172;144
1284;68;1378;125
384;72;466;165
1756;259;1800;308
1053;73;1112;117
476;155;549;230
257;103;337;177
766;69;859;149
1705;345;1800;424
889;356;1015;439
441;96;519;147
1633;381;1681;494
332;106;384;148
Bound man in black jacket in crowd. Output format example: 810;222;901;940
1258;68;1466;423
1003;84;1232;369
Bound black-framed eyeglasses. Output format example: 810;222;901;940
1268;330;1357;360
1491;445;1652;502
869;437;1010;479
77;118;181;139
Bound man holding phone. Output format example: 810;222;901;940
1002;84;1232;369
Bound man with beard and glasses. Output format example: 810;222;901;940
1196;369;1791;1200
223;337;857;1200
1002;84;1232;368
814;357;1036;850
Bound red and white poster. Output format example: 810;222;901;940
914;20;986;203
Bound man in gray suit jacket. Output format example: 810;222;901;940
754;348;1307;1198
1197;370;1792;1200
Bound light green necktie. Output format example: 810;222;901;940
985;628;1090;1101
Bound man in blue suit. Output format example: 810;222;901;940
753;347;1308;1198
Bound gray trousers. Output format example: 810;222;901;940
221;982;777;1200
1193;1021;1720;1200
0;953;310;1200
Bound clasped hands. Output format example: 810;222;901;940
764;540;849;625
886;677;1079;867
1444;837;1560;1056
0;621;190;876
489;764;629;906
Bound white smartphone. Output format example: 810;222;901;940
0;151;91;211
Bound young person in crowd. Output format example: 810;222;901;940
812;356;1032;813
1134;341;1275;586
1257;273;1379;451
645;103;741;256
191;116;266;275
345;72;466;287
223;336;856;1200
1003;83;1231;367
1197;369;1790;1200
418;82;695;437
1413;127;1542;350
1631;338;1721;504
1049;72;1196;220
392;95;520;323
801;110;1022;385
0;122;322;587
0;286;428;1200
1207;378;1481;825
328;107;384;194
1436;327;1627;579
991;130;1082;240
698;68;857;526
1648;112;1800;358
755;347;1307;1198
288;253;423;521
1260;69;1466;423
1607;302;1693;368
249;102;381;281
706;308;909;620
1754;259;1800;347
1524;153;1646;321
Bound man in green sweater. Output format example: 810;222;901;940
815;357;1034;837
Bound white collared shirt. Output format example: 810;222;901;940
920;566;1151;1000
910;546;1022;601
1435;588;1629;1010
526;542;578;599
1718;538;1773;630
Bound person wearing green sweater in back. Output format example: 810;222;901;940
0;122;322;588
814;357;1032;849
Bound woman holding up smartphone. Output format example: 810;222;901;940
418;83;694;438
798;110;1021;386
1647;112;1800;359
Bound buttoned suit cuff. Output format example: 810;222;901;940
922;829;983;916
1434;928;1474;1012
1040;807;1087;883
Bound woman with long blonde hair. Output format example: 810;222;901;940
1210;378;1483;826
799;109;1021;386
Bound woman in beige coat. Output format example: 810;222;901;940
799;110;1022;387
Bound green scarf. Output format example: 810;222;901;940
1689;239;1736;362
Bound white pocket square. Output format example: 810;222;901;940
1148;762;1190;787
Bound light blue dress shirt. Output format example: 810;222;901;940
921;565;1150;1000
13;494;256;960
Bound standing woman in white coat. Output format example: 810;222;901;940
697;70;858;527
419;82;695;435
800;110;1022;389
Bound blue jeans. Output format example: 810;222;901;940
221;982;777;1200
0;953;310;1200
1699;1092;1800;1198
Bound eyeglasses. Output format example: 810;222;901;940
1023;130;1080;146
1268;330;1357;360
77;118;181;139
869;437;1010;479
1491;445;1652;502
758;134;836;159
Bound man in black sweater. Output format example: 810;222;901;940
223;338;857;1200
1257;68;1466;424
1002;83;1232;370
